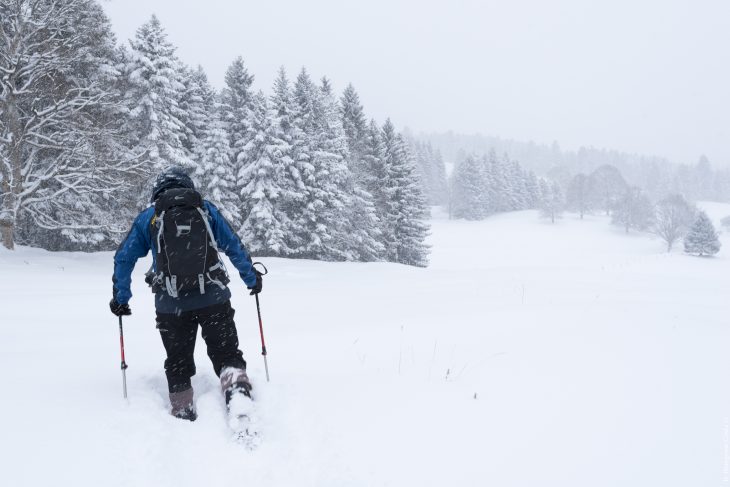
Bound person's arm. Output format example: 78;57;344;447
205;202;257;288
112;208;153;305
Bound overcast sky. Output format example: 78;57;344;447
101;0;730;166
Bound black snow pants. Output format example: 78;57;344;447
156;301;246;393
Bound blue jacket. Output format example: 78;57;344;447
113;201;257;312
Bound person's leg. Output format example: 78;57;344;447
157;310;198;420
197;301;251;397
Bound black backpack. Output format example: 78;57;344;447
149;188;229;297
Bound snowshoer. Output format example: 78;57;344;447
109;166;262;421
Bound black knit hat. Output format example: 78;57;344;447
150;166;195;203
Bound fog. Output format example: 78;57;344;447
102;0;730;166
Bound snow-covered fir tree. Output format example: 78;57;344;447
288;71;353;260
430;147;449;205
237;91;293;255
124;15;192;177
487;149;508;212
381;120;430;266
266;67;303;254
220;57;255;178
451;155;488;220
410;140;449;206
361;119;389;224
337;84;383;260
340;84;368;176
447;148;543;221
684;211;721;256
195;118;241;228
179;65;216;159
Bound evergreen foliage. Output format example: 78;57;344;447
449;151;546;221
684;211;721;256
237;92;290;255
124;16;192;174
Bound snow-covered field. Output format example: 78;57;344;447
2;204;729;487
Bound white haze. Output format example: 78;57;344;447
102;0;730;166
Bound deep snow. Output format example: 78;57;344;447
1;205;729;487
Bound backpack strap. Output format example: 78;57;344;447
165;275;178;298
196;207;219;251
156;210;166;255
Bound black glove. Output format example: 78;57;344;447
109;298;131;316
248;269;263;295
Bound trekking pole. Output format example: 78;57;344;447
252;262;270;382
118;316;129;399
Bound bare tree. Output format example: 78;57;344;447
652;194;696;252
0;0;134;249
540;180;564;224
611;186;653;233
565;173;591;219
588;165;627;215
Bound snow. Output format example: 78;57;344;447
1;205;729;486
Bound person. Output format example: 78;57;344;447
109;166;262;421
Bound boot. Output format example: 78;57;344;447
220;366;252;408
169;387;197;421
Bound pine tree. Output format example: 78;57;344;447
268;67;304;254
451;155;488;220
124;16;192;175
381;120;430;266
195;118;241;228
288;71;353;260
237;91;291;255
430;148;449;205
362;119;388;225
524;170;542;209
684;211;721;256
340;83;368;173
179;65;215;159
488;149;508;212
220;57;255;177
338;84;383;260
506;157;529;210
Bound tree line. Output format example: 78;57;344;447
548;164;721;255
426;132;730;203
449;150;552;220
447;146;722;256
0;1;432;266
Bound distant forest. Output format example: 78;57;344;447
421;131;730;203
